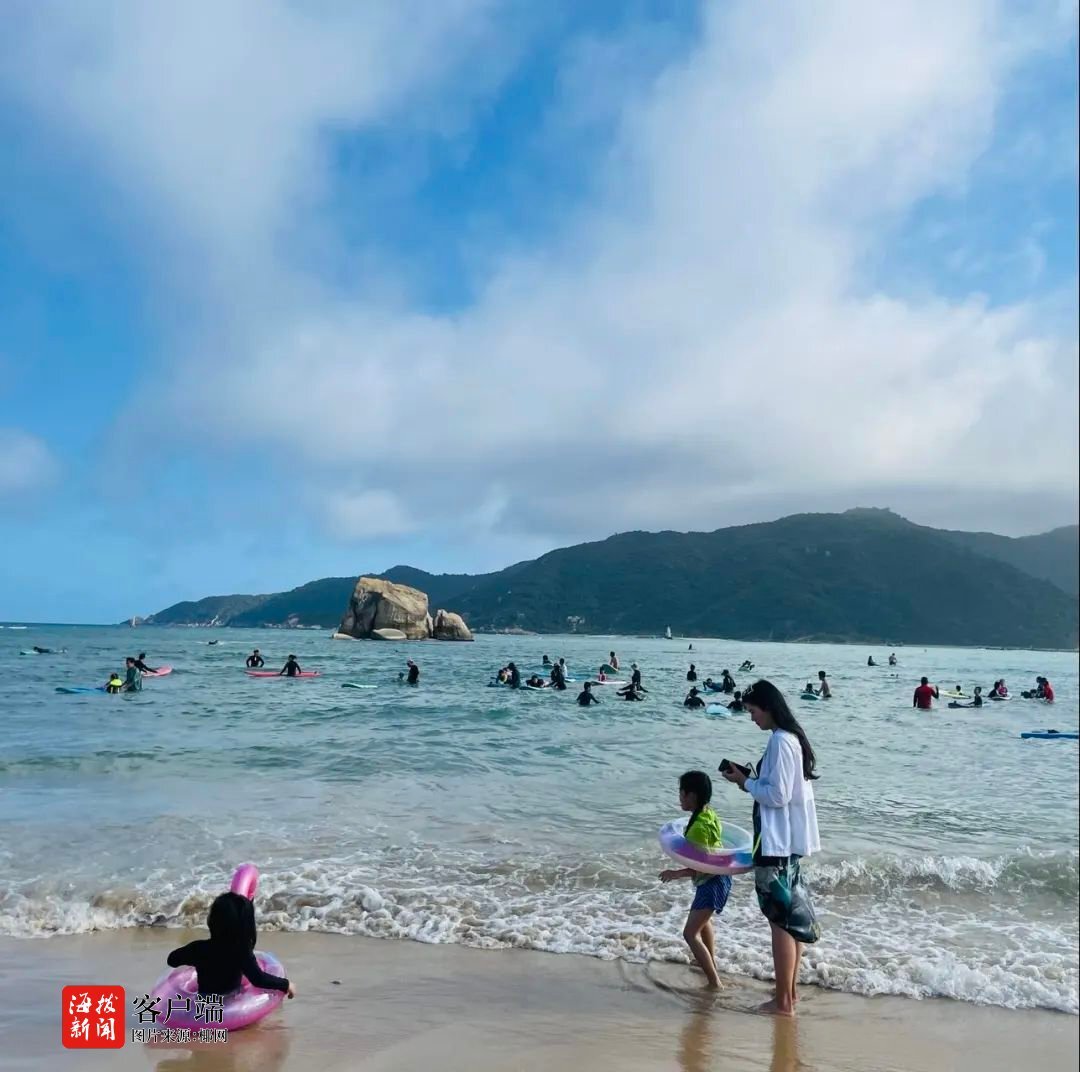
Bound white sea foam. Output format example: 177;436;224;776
2;847;1076;1014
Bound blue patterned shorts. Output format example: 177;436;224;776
690;874;732;913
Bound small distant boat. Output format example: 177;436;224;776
665;626;672;640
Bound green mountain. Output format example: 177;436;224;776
937;524;1078;596
143;592;269;626
141;509;1078;648
143;567;507;629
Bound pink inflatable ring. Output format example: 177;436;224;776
150;864;286;1031
658;818;754;875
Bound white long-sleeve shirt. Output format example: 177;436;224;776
744;729;820;859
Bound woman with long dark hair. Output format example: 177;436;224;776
721;679;820;1015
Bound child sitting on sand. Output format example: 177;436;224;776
659;771;731;989
166;892;296;999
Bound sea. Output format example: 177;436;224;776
1;625;1077;1014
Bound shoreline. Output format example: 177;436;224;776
5;930;1076;1071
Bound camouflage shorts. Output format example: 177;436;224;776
754;856;820;944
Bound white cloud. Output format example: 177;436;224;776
4;0;1078;545
323;490;415;541
0;429;58;496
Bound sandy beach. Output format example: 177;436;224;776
4;930;1075;1071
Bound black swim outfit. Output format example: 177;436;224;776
166;940;289;997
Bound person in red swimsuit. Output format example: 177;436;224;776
913;677;939;710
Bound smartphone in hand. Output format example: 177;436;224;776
719;759;751;777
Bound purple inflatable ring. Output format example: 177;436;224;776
658;818;754;875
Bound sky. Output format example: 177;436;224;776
0;0;1077;624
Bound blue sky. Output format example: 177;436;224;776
1;0;1077;624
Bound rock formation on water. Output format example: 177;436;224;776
337;576;474;641
432;609;472;641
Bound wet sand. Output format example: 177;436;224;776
3;930;1076;1071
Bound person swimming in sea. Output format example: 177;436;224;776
608;651;620;671
122;656;143;692
727;690;745;712
684;687;705;709
105;672;124;694
525;675;548;688
507;662;521;688
577;682;600;706
246;649;265;669
618;665;647;698
406;659;420;685
913;676;939;710
542;655;552;667
888;653;897;666
687;664;698;682
279;655;302;677
550;662;567;690
951;686;983;709
133;652;157;674
815;670;831;699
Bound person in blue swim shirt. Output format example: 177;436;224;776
659;771;731;990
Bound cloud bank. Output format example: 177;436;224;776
4;0;1077;550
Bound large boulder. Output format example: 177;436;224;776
338;577;431;640
432;609;474;642
371;627;408;641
